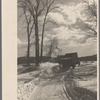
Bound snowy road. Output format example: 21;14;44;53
30;80;67;100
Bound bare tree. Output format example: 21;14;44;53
84;0;97;19
18;0;58;66
18;1;34;66
83;0;97;37
45;36;61;58
40;0;58;62
18;0;42;66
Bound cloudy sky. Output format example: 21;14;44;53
18;0;97;57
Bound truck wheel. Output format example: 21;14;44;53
78;61;80;66
72;64;75;69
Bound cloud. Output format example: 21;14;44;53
53;26;85;40
51;25;97;48
57;3;87;24
48;12;66;25
47;2;87;26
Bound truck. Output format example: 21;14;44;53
58;52;80;70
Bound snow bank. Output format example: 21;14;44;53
39;62;59;70
17;80;36;100
80;61;97;66
75;78;97;91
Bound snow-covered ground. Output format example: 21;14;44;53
73;61;97;92
17;62;60;100
17;61;97;100
77;78;97;91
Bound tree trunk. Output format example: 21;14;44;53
26;23;30;67
40;25;44;62
27;36;30;66
40;39;43;62
49;44;52;58
40;14;47;62
35;17;40;67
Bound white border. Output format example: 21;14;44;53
2;0;17;100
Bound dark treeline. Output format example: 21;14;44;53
18;54;97;65
18;56;58;65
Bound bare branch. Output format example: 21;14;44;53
24;10;29;25
18;0;31;11
48;6;59;12
21;31;27;35
87;25;97;35
29;22;35;36
37;6;46;16
22;19;26;25
18;12;24;22
83;0;97;18
45;20;57;25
